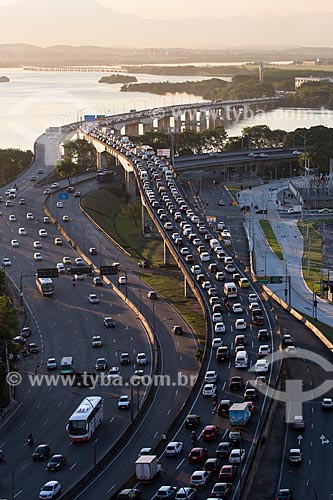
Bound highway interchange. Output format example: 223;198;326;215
0;126;332;500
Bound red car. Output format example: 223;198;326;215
219;465;237;481
188;447;208;464
201;425;219;441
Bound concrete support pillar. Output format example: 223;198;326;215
157;116;171;132
163;240;171;265
125;170;137;199
199;111;207;132
184;275;190;298
142;121;154;134
174;117;182;133
208;115;216;130
96;151;102;169
125;122;140;136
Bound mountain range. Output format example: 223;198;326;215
1;0;333;47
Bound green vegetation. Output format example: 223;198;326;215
99;74;137;84
0;148;33;185
138;272;206;346
0;276;20;407
283;81;333;109
259;220;284;260
121;78;229;98
297;221;324;295
123;65;252;77
57;139;97;184
301;313;333;343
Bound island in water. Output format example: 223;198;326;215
0;76;9;83
99;74;137;84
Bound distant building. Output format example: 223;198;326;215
258;63;264;83
295;76;333;89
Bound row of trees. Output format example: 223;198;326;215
0;271;19;407
0;148;34;185
56;139;97;183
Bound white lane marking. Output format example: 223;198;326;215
176;458;185;470
70;462;77;470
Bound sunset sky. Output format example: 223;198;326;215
0;0;332;46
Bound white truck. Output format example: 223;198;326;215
288;205;302;214
135;455;161;482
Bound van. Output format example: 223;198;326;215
235;350;248;369
209;238;220;250
224;282;238;298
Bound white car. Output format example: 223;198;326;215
117;395;130;409
232;303;243;314
254;359;269;373
88;294;99;304
286;345;297;354
56;263;66;274
202;383;217;397
180;247;190;256
212;313;223;323
18;227;27;235
39;480;61;499
136;353;147;365
191;265;202;275
215;271;226;281
225;263;236;273
214;322;226;334
118;275;127;285
107;366;121;380
235;318;247;330
200;252;211;262
26;212;34;220
175;487;197;500
204;370;218;383
8;214;16;221
43;188;51;194
249;302;260;312
56;201;63;208
189;470;211;488
258;345;271;357
33;241;42;248
39;229;47;237
212;338;223;349
164;222;173;230
248;293;258;303
11;239;19;247
52;182;60;189
54;237;63;246
165;441;183;457
74;257;84;266
62;257;71;265
2;257;11;266
229;448;246;464
62;215;70;222
34;252;43;261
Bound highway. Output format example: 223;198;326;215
0;135;198;499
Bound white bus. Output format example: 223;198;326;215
59;356;74;375
67;396;103;441
36;277;54;296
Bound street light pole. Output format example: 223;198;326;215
288;470;318;500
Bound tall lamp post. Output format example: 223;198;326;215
1;455;32;500
288;470;318;500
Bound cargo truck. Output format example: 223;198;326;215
135;455;161;482
229;402;251;427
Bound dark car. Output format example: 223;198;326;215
216;441;233;459
32;444;51;461
173;325;183;335
217;399;232;417
210;482;232;498
117;489;142;500
258;329;269;341
120;352;131;365
89;247;97;255
185;414;200;429
282;334;294;347
188;447;208;464
229;376;244;391
21;326;31;338
252;308;264;325
229;431;241;444
243;388;257;402
67;186;74;193
255;208;267;214
46;454;67;471
104;317;116;328
216;346;230;362
203;457;222;474
276;489;294;500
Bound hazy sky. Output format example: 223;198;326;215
95;0;333;18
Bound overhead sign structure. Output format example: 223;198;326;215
58;192;69;200
84;114;96;122
157;149;171;157
69;267;92;275
257;276;283;284
37;268;59;278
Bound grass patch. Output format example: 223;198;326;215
82;183;165;264
301;313;333;343
259;220;284;260
83;183;206;347
138;272;206;346
297;221;323;295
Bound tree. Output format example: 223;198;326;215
56;158;76;185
